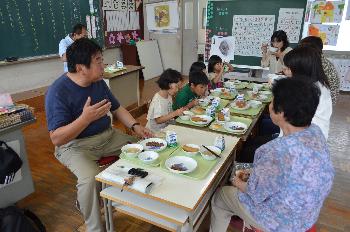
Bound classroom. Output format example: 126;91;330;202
0;0;350;231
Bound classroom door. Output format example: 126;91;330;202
182;0;199;75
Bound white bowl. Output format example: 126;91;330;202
138;151;159;164
224;121;248;133
224;81;235;88
183;110;194;116
179;115;190;120
198;98;210;107
200;146;221;161
181;144;200;156
165;156;197;174
248;100;262;108
121;144;143;158
269;46;278;52
140;138;167;152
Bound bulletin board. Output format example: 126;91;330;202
205;0;307;66
102;0;144;48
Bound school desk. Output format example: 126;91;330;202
104;65;144;108
95;125;240;232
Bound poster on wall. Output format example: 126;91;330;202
346;0;350;20
310;1;345;23
145;1;179;32
232;15;275;57
304;1;313;22
277;8;304;43
103;0;143;48
209;36;235;61
328;58;350;91
308;24;340;46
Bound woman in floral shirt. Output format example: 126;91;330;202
210;78;334;232
300;36;340;104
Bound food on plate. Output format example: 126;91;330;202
218;112;225;121
182;145;199;153
192;107;205;114
145;141;164;147
171;163;188;171
126;148;141;153
236;100;247;108
191;116;207;122
236;169;251;182
211;123;222;130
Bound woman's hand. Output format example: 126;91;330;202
231;176;247;193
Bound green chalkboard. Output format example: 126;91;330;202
205;0;307;66
0;0;103;60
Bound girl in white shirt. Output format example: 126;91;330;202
282;45;332;139
146;69;185;132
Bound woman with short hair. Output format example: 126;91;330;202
210;78;334;232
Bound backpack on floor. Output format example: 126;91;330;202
0;206;46;232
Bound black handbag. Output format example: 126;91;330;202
0;141;22;185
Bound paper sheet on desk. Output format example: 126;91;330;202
101;166;163;194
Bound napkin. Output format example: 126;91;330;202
100;165;163;194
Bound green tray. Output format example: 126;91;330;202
234;82;249;89
244;93;272;103
230;104;264;116
191;99;230;115
210;92;237;100
209;116;253;135
175;117;213;127
160;148;219;180
120;146;178;167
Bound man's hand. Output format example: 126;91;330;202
81;97;111;123
133;125;153;138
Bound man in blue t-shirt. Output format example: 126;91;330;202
46;38;152;232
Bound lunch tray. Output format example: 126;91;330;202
160;148;219;180
175;117;213;127
120;146;178;167
209;116;253;135
229;103;264;116
244;93;272;103
191;99;230;115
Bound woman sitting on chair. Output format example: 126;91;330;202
210;78;334;232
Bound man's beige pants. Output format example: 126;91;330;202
210;186;266;232
55;127;137;232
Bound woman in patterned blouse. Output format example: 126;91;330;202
299;36;340;104
210;78;334;232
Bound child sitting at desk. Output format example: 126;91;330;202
189;61;207;73
173;71;209;110
208;55;234;89
146;69;185;132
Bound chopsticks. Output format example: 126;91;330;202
202;145;221;158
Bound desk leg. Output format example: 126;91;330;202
102;183;111;232
188;213;194;232
107;199;115;232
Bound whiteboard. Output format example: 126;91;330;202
136;40;164;80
